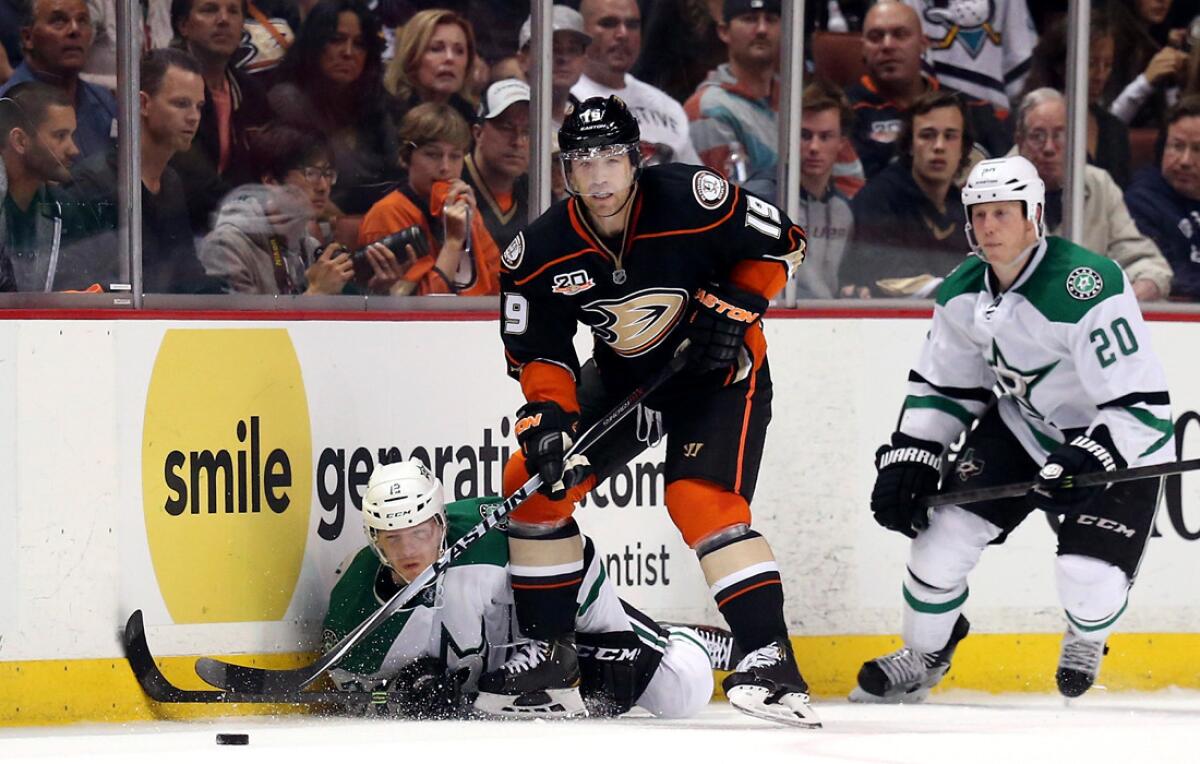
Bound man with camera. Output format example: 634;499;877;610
198;122;416;296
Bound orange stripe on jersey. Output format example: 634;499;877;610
513;248;595;286
519;361;579;413
734;326;767;494
631;184;740;242
730;259;787;300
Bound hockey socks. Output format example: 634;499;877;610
1056;554;1129;643
902;568;969;654
699;529;788;652
1054;554;1128;697
508;519;585;639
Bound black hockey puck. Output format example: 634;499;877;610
216;733;249;746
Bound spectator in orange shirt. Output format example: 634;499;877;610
358;102;500;296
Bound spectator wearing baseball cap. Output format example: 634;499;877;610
571;0;701;166
516;4;591;132
463;78;532;252
685;0;783;184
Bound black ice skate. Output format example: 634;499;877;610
473;636;586;718
665;623;745;671
850;614;970;703
1056;628;1108;698
721;639;821;728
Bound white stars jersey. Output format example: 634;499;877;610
899;237;1173;468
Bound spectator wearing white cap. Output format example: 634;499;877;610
516;4;591;132
571;0;702;166
464;78;531;252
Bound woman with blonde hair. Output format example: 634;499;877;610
384;9;478;126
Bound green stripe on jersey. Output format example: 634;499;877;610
577;567;606;616
936;257;988;306
903;583;969;614
903;394;976;426
669;628;709;657
1025;420;1063;453
1123;407;1175;457
1014;237;1124;324
631;622;667;650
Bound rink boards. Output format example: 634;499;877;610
1;309;1198;724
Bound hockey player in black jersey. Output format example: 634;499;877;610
475;96;817;727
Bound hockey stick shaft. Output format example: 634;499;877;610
196;342;692;694
921;457;1200;508
123;610;402;706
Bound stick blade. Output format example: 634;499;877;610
123;610;222;703
195;656;315;694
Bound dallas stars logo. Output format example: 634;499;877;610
1066;267;1103;300
988;340;1058;420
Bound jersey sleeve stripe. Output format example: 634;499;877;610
1120;406;1175;457
902;394;976;427
631;183;740;242
512;248;595;286
1024;418;1063;452
1098;391;1172;408
907;370;994;402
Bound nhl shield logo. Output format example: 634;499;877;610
502;232;525;270
1065;267;1103;300
692;170;729;210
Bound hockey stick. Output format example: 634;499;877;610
123;609;401;707
195;343;692;695
920;457;1200;508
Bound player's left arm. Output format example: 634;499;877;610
1069;290;1173;468
717;182;807;301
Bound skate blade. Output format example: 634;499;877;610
727;685;822;729
473;687;587;719
847;684;930;704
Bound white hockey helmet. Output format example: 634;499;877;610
362;460;447;569
961;156;1046;259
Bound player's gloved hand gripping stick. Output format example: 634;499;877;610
193;341;692;695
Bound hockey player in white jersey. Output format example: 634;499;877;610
851;156;1172;703
323;460;717;719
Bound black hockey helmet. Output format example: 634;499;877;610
558;96;640;155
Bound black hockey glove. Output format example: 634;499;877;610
1032;432;1122;513
871;433;943;538
515;400;589;500
389;657;466;719
682;282;768;374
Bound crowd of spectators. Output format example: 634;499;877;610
1;0;1198;302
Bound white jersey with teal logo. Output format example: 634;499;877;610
900;236;1172;467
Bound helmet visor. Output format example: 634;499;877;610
560;143;640;198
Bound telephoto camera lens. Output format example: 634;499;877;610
347;225;429;284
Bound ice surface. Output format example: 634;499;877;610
3;692;1198;764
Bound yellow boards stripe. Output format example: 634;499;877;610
5;633;1200;725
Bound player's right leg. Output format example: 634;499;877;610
852;408;1033;703
850;505;995;703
